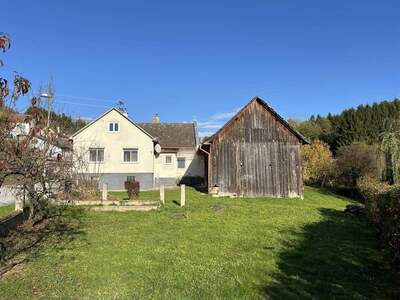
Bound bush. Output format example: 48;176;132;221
301;140;334;186
124;181;140;200
335;143;378;188
358;176;400;262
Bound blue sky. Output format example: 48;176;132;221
2;0;400;136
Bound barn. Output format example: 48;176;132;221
200;96;308;198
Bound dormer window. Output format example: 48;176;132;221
109;122;119;132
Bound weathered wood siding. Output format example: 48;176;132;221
209;100;303;198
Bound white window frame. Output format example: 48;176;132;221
108;122;120;133
89;148;104;163
123;148;139;163
177;157;186;169
164;155;173;165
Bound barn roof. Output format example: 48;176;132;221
204;96;309;144
137;123;198;148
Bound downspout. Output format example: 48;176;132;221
193;121;200;147
199;143;211;191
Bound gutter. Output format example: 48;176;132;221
199;144;210;155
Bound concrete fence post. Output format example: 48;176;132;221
15;198;23;212
102;183;108;201
180;184;185;207
160;185;165;205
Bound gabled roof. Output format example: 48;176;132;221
36;135;73;151
137;123;197;148
70;108;154;139
204;96;309;144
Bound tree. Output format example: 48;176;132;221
25;106;87;135
295;98;400;152
0;33;72;221
301;140;334;186
335;143;378;188
382;120;400;184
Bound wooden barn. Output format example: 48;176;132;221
200;96;308;198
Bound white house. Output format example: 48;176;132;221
71;108;205;191
9;112;72;159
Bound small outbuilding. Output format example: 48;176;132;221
201;96;308;198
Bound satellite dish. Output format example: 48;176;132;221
154;143;161;154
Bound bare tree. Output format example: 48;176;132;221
0;33;73;222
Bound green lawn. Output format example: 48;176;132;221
0;205;14;219
0;187;397;299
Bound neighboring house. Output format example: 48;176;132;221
201;96;309;198
71;108;204;191
9;113;33;138
138;122;204;187
9;112;72;159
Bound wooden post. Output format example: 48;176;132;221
102;183;108;201
160;185;165;205
180;184;185;207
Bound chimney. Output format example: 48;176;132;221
122;111;129;118
153;114;160;124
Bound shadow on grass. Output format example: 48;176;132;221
0;206;87;275
263;208;399;299
317;187;363;203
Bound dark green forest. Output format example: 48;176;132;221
25;107;87;135
290;98;400;151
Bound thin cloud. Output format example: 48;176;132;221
209;111;237;121
196;121;222;129
197;107;240;136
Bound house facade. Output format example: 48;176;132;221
201;96;308;198
71;108;204;191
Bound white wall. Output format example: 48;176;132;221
154;148;205;179
73;109;155;174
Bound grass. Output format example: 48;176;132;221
0;187;398;299
109;190;161;202
0;205;14;219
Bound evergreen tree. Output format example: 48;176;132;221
295;98;400;152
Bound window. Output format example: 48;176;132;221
177;157;186;169
123;148;138;162
127;176;136;182
109;122;119;132
165;155;172;164
89;148;104;162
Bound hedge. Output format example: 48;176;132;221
358;176;400;262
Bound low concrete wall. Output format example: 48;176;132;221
73;200;158;206
0;207;29;237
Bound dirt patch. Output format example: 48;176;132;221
210;204;225;212
0;258;25;278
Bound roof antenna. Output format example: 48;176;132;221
117;100;128;117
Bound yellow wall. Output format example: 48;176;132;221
73;109;155;174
